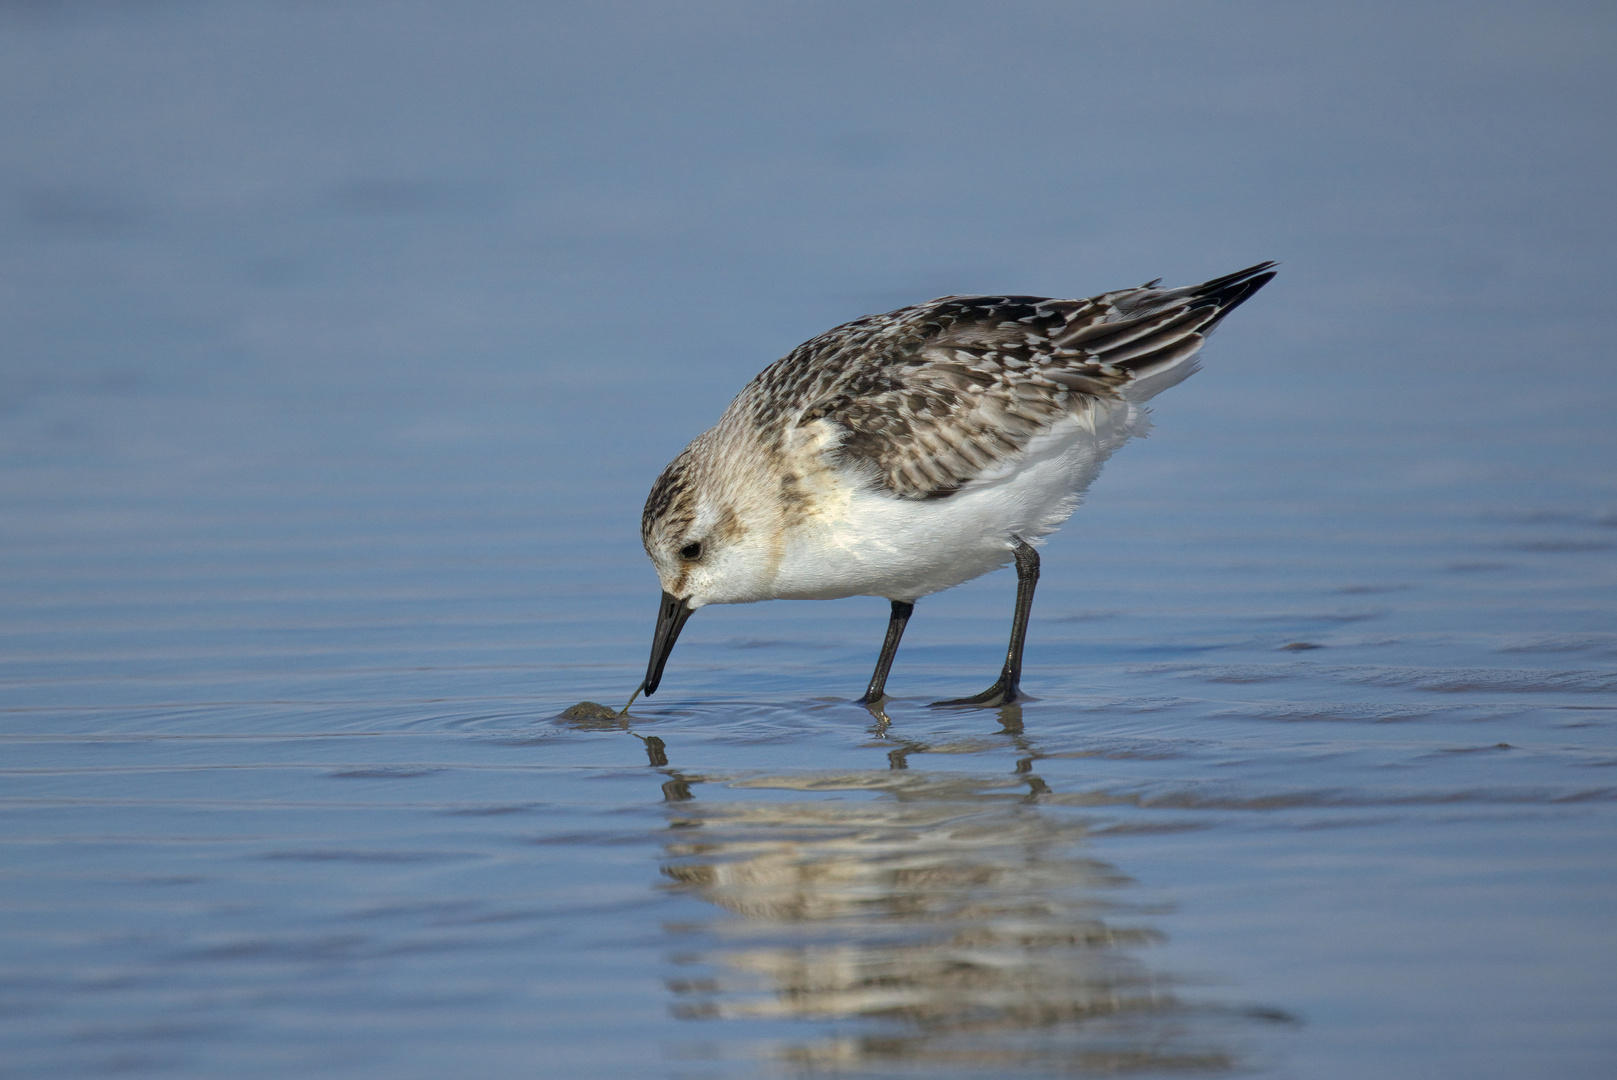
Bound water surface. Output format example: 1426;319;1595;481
2;2;1614;1077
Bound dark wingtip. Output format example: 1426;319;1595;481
1191;261;1277;329
1195;260;1279;294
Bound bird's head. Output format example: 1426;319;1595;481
633;437;783;697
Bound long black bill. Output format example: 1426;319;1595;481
640;590;695;698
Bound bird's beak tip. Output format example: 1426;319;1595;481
642;591;695;702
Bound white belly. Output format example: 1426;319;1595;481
767;399;1146;601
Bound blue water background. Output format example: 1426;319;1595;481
2;2;1614;1077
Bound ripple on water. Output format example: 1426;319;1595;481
1207;701;1524;724
1135;662;1617;694
1499;633;1617;657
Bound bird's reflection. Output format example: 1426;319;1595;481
656;771;1278;1073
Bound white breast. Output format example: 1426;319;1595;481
767;398;1147;601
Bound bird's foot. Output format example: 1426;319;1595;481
929;678;1020;708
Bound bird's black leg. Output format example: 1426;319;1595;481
931;538;1040;707
857;599;914;704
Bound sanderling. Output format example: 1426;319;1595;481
628;262;1275;709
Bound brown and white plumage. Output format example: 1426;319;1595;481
631;263;1276;706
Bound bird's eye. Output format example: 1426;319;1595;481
679;542;703;561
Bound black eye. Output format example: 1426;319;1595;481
679;542;703;561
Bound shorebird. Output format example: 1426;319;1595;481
628;262;1275;708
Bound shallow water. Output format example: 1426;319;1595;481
3;2;1615;1077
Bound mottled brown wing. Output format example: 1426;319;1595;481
772;262;1274;499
